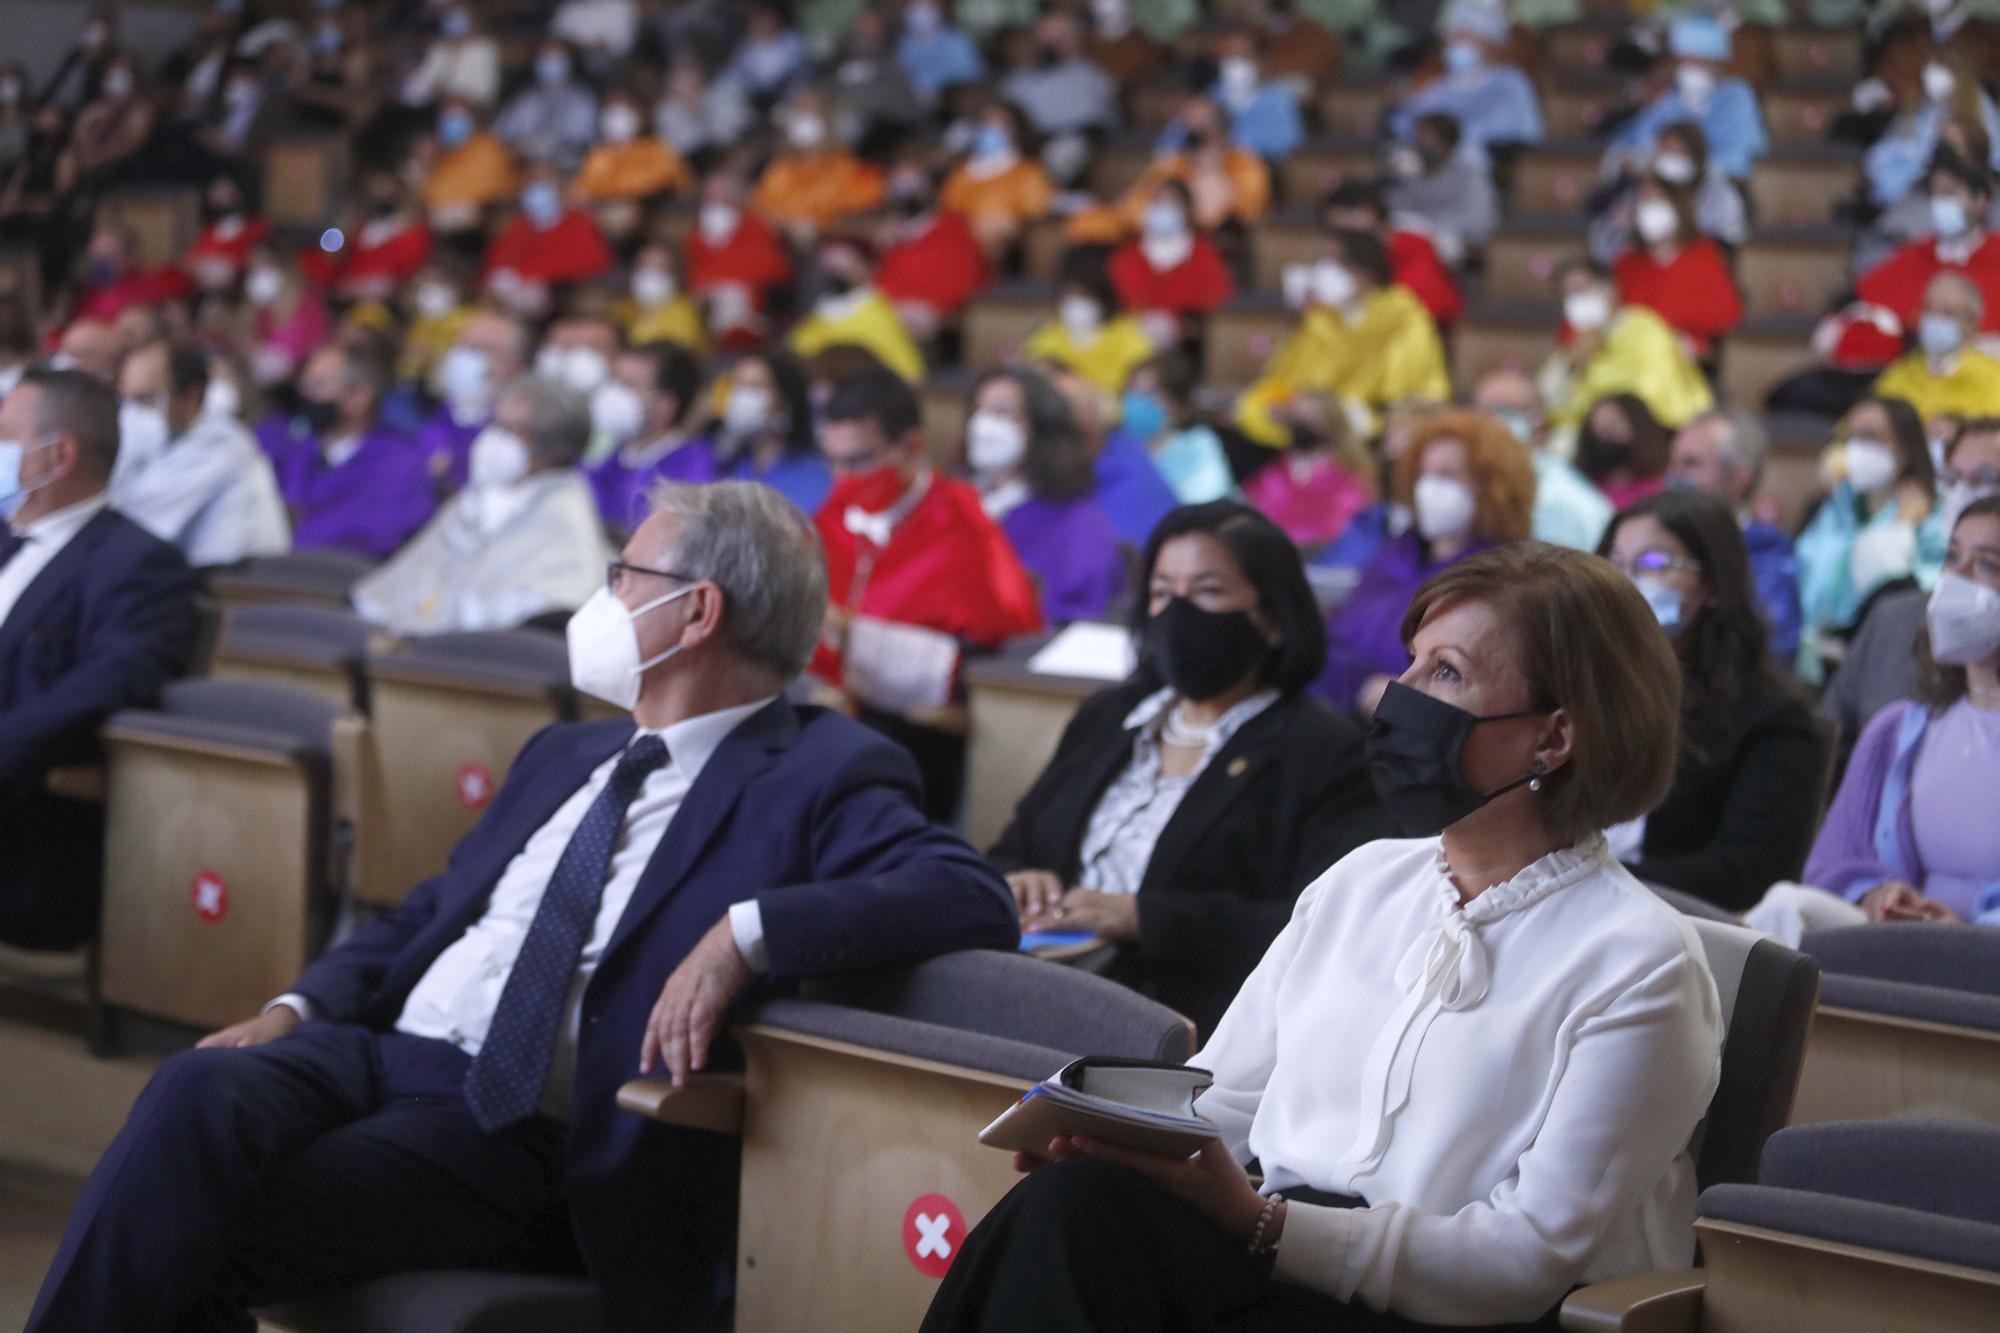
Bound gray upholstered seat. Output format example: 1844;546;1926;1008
208;550;379;602
224;604;375;660
260;1270;612;1333
378;628;573;692
1801;924;2000;1032
108;679;342;776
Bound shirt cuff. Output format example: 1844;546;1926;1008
728;899;769;973
1269;1196;1359;1301
265;993;315;1023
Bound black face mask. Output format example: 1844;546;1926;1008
1144;596;1271;702
821;272;857;298
1575;430;1631;483
1365;681;1547;836
297;395;340;435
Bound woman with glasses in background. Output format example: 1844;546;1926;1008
1597;489;1825;912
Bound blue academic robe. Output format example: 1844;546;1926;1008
1092;431;1181;549
1611;78;1768;180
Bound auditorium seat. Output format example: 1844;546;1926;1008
1200;295;1293;391
1086;136;1154;200
1749;147;1861;229
0;243;44;322
1247;208;1326;292
1507;141;1605;219
262;136;353;231
206;549;380;611
1448;303;1561;386
1541;77;1626;141
1718;316;1819;413
1316;75;1397;138
1562;1120;2000;1332
1019;215;1069;283
262;1270;615;1333
96;680;344;1035
341;630;577;907
920;369;976;471
97;187;202;268
209;603;379;712
1277;136;1376;209
1537;22;1625;77
1481;220;1588;304
1735;228;1852;320
1762;82;1850;148
1126;80;1189;135
962;637;1111;850
1770;25;1864;83
960;283;1052;371
1790;924;2000;1125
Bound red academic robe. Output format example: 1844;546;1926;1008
1388;230;1463;326
876;211;992;315
183;217;272;278
684;212;794;308
1828;234;2000;368
482;210;613;285
72;266;192;322
811;472;1044;687
1613;238;1744;356
1107;234;1236;316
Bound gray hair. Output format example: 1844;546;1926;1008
647;480;829;679
507;375;592;465
1696;407;1769;483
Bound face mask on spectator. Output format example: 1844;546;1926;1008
441;8;472;39
298;394;341;435
521;182;563;228
591;382;646;443
1141;198;1188;241
245;266;284;307
787;112;828;151
1926;571;2000;664
1120;389;1166;440
1924;61;1957;103
971;123;1012;161
1144;596;1270;701
698;201;739;245
415;281;457;319
1365;681;1549;836
1311;259;1356;308
1674;63;1716;107
1059;294;1102;341
1281;263;1312;310
1635;197;1679;245
1931;194;1971;238
631;267;676;309
0;437;52;519
438;108;474;146
103;67;134;99
202;376;241;421
1443;39;1482;75
468;424;531;489
1630;575;1685;634
119;401;170;465
1563;287;1612;332
723;382;773;436
568;583;695;710
1218;56;1259;106
1844;436;1900;493
1920;312;1965;360
535;51;570;86
1414;474;1477;542
1492;409;1537;447
966;410;1026;476
602;104;641;143
538;344;610;393
1654;150;1696;185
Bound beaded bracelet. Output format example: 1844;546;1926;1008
1246;1192;1285;1257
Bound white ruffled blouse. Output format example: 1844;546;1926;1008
1193;835;1722;1325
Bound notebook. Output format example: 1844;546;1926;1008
978;1057;1219;1158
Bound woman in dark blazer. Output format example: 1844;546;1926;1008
988;501;1388;1035
1600;488;1828;910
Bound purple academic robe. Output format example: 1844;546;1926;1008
588;436;723;532
1000;494;1127;625
259;417;437;560
418;405;484;492
1313;531;1493;713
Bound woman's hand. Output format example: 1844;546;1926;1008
1861;881;1960;923
1054;1135;1271;1241
1025;889;1140;942
1007;870;1067;922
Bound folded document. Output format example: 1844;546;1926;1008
978;1057;1219;1158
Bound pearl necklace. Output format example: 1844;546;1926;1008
1162;704;1216;749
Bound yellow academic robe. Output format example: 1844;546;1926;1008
1872;347;2000;426
398;307;472;383
1543;305;1713;431
1235;286;1451;445
620;296;707;353
788;290;926;382
1020;316;1156;396
422;132;519;211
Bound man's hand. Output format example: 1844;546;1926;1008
640;916;752;1086
196;1004;301;1050
1007;870;1067;922
1024;888;1139;943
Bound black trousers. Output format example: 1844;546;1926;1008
919;1158;1563;1333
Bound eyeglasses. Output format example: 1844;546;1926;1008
605;560;692;594
1607;549;1700;578
824;447;892;477
1941;466;2000;490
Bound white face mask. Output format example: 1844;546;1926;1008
415;281;457;319
1413;474;1478;542
202;376;241;421
1218;56;1258;106
437;344;490;410
1635;197;1679;245
567;583;696;711
1924;60;1957;103
1844;437;1899;494
245;267;284;307
966;410;1027;476
1675;63;1716;108
1281;263;1312;310
1926;570;2000;665
1311;259;1356;308
1141;198;1188;241
1654;150;1696;185
602;105;641;143
1931;194;1971;239
631;267;676;309
591;381;646;442
1059;294;1102;340
1564;287;1612;332
723;382;772;436
467;424;532;489
787;112;827;150
537;343;611;393
698;202;739;246
119;400;171;467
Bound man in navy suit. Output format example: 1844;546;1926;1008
0;367;199;951
30;479;1020;1332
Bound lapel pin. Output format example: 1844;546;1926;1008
1226;757;1248;778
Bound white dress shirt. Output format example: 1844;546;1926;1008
277;696;778;1120
0;494;109;629
1195;835;1721;1324
110;415;290;568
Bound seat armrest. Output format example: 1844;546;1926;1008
46;765;109;803
1559;1269;1705;1333
617;1074;746;1136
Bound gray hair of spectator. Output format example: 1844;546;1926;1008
645;480;829;680
507;376;593;465
1930;270;1986;324
1697;407;1769;484
17;367;119;478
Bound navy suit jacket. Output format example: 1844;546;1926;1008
0;507;198;948
290;698;1018;1326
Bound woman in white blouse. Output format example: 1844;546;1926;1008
925;542;1724;1331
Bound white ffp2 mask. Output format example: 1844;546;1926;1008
567;583;697;710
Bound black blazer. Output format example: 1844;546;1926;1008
1628;683;1827;913
0;507;198;948
988;679;1390;1037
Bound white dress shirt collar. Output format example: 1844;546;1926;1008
12;491;109;544
638;694;780;784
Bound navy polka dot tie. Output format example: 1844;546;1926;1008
465;735;669;1132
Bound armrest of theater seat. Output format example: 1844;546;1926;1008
1559;1269;1706;1333
616;1074;747;1136
46;765;109;803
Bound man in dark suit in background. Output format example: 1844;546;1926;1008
0;367;199;952
30;479;1020;1333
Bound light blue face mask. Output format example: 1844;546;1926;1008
1632;574;1685;636
1120;389;1167;441
0;437;50;521
1920;312;1964;359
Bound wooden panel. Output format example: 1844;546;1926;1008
1200;304;1293;392
98;742;317;1031
1789;1006;2000;1125
733;1028;1031;1333
1750;156;1857;228
1316;80;1396;138
1277;142;1375;209
348;678;564;905
1771;27;1863;83
208;652;359;712
1449;313;1559;387
961;296;1048;370
1719;331;1814;414
1762;442;1824;535
1764;85;1847;146
1126;81;1187;134
1539;25;1621;75
1020;217;1070;283
98;190;200;268
963;669;1097;851
1483;228;1586;303
1087;141;1153;200
1249;219;1327;293
1543;84;1621;140
262;137;351;230
1509;147;1601;218
920;379;971;472
1697;1217;2000;1333
1737;236;1851;320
